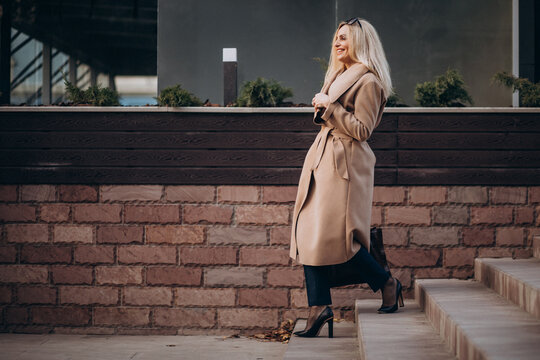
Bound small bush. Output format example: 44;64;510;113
414;68;473;107
385;92;408;107
236;77;293;107
63;75;120;106
492;71;540;107
155;84;203;107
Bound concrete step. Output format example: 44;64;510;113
416;279;540;360
283;319;359;360
534;235;540;259
355;299;456;360
475;257;540;319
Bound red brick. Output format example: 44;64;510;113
100;185;163;202
331;288;379;307
21;185;56;202
0;185;17;201
74;245;115;264
471;207;513;224
262;186;298;203
33;306;91;325
381;227;408;246
478;247;513;258
60;286;118;305
73;204;122;223
205;267;264;286
21;245;71;263
490;187;527;204
181;247;236;265
452;267;474;279
515;207;534;224
513;248;533;259
385;207;431;225
462;227;495;246
6;307;28;324
238;289;288;307
124;287;172;305
118;245;176;264
184;205;232;224
6;224;48;244
218;308;277;328
17;286;56;304
208;226;267;245
371;206;383;225
154;308;215;328
146;267;201;286
235;205;290;225
443;248;476;267
94;307;149;326
96;226;143;244
53;225;93;244
0;245;17;262
95;266;143;285
125;205;180;223
291;289;308;308
387;248;441;267
414;267;452;279
410;227;459;246
59;185;98;202
40;204;70;222
239;248;289;265
175;288;236;306
448;186;488;204
373;186;406;204
165;185;215;203
393;268;413;288
51;265;93;284
270;227;291;245
0;204;36;222
409;186;447;204
281;309;309;322
146;225;204;244
496;227;524;246
433;206;468;224
529;187;540;203
0;286;12;303
267;268;304;287
218;186;259;203
0;265;48;283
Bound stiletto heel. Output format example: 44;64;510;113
327;318;333;338
294;306;334;338
398;291;404;307
378;278;404;314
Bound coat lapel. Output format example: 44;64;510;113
327;62;370;103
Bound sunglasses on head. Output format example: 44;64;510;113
345;17;363;29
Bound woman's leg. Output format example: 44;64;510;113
299;264;332;332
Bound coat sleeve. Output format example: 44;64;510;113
320;80;384;142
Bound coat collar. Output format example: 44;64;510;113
322;62;370;103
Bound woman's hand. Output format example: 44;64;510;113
312;93;330;112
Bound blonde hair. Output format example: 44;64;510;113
325;19;393;99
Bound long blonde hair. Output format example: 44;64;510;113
325;18;393;99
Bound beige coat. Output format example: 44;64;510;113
290;62;386;266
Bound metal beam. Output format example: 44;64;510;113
0;0;12;104
42;43;51;105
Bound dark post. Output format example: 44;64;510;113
223;48;237;106
42;43;51;105
0;0;12;105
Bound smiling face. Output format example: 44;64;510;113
334;25;355;68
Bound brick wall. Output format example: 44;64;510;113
0;184;538;335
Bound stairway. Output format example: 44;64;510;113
284;237;540;359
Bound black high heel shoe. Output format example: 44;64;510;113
293;306;334;338
378;278;404;313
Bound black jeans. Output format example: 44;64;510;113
303;246;390;306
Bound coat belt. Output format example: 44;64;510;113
311;126;350;180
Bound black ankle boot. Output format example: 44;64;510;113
294;306;334;338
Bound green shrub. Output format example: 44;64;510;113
385;92;408;107
63;75;120;106
236;77;293;107
155;84;203;107
414;68;473;107
492;71;540;107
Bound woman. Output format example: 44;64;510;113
290;17;403;338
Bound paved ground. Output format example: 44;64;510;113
0;333;288;360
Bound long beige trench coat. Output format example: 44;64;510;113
290;62;387;266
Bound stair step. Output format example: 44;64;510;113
355;299;455;360
534;235;540;259
475;257;540;319
283;319;359;360
416;279;540;360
